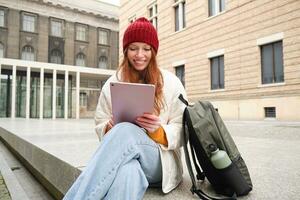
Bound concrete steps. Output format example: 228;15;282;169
0;119;201;200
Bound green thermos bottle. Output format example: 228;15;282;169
209;144;232;169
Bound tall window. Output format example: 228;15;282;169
175;65;185;87
22;13;36;32
80;92;87;107
50;19;63;37
148;3;158;29
21;45;35;61
209;0;225;17
76;24;88;41
98;56;108;69
0;43;4;58
98;29;109;45
50;49;62;64
76;53;86;67
128;15;136;23
0;9;5;27
210;55;224;90
261;41;284;84
174;0;186;32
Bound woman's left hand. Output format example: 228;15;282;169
135;113;161;133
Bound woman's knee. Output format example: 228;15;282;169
109;122;144;141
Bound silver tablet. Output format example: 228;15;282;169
110;82;155;124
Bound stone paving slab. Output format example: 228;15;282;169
0;119;300;199
0;172;11;200
0;148;29;200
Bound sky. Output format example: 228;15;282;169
99;0;120;6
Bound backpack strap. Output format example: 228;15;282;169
179;94;189;106
179;94;205;180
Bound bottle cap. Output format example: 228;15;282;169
208;144;218;153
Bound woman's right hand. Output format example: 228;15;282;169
105;119;114;134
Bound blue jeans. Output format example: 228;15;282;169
63;122;162;200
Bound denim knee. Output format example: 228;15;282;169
109;122;145;142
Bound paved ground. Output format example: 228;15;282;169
0;119;300;200
0;171;11;200
0;140;53;200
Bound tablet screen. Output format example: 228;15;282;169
110;82;155;124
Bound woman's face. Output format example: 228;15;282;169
127;42;152;72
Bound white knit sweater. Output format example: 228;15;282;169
94;68;187;193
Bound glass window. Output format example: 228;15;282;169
209;0;225;17
98;56;108;69
50;49;62;64
21;45;35;61
264;107;276;118
148;3;158;29
76;53;86;67
80;92;87;107
51;19;63;37
175;65;185;87
0;43;4;58
261;41;284;84
98;30;108;45
210;55;224;90
128;15;136;23
22;13;36;32
174;0;186;32
0;9;4;27
16;73;27;118
76;24;87;41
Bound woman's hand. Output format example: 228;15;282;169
105;118;114;134
135;113;161;133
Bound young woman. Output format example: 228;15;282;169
63;17;187;200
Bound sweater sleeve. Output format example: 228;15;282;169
94;81;112;141
160;74;187;151
147;126;168;146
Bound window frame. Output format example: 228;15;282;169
0;7;8;28
173;0;186;32
98;55;108;69
264;107;276;118
75;53;86;67
21;45;35;61
80;92;87;107
128;15;137;23
0;42;4;58
208;0;226;17
148;2;158;29
75;23;88;42
98;28;109;45
50;49;63;64
50;17;64;38
260;41;284;85
210;55;224;90
21;11;38;33
175;65;185;87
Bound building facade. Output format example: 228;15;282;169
120;0;300;121
0;0;119;118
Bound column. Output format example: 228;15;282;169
39;68;44;119
0;63;2;96
76;71;80;119
64;71;69;119
26;67;31;119
11;65;16;119
52;69;56;119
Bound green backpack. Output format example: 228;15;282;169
179;94;253;200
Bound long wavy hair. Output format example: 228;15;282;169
117;48;164;115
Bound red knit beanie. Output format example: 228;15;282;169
123;17;159;53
